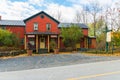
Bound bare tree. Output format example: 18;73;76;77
105;6;120;31
74;10;81;23
48;9;62;22
74;9;88;24
85;1;102;36
56;9;62;21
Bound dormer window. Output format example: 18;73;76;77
34;23;38;30
46;23;51;31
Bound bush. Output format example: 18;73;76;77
0;50;26;57
0;29;20;47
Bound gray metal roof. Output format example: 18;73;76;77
0;20;25;26
58;23;88;29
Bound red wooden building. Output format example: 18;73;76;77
0;11;96;53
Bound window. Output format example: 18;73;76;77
46;23;51;31
88;38;92;44
0;26;6;30
40;15;44;19
34;23;38;30
20;38;24;45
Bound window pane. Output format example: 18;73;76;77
46;23;51;31
34;23;38;30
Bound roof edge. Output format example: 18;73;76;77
24;11;60;24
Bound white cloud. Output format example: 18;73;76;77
0;0;120;23
28;0;46;6
45;3;78;22
0;0;40;20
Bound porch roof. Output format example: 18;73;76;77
26;32;59;35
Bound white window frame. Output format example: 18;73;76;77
34;23;38;30
46;23;51;31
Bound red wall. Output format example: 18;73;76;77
6;26;25;49
6;26;25;39
89;38;96;49
25;14;59;34
82;28;88;36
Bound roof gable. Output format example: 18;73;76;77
58;23;88;29
24;11;60;24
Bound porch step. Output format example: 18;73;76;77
38;48;48;54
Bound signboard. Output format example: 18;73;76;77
51;35;57;38
28;35;35;38
106;32;111;42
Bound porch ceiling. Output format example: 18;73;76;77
25;32;59;35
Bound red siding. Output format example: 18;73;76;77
82;29;88;36
6;26;25;39
6;26;25;49
89;38;96;49
25;14;59;34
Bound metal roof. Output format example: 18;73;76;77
0;20;25;26
58;23;88;29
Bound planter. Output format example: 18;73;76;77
54;49;59;54
27;49;32;56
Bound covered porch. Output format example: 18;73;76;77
24;32;60;53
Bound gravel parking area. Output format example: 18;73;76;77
0;53;120;72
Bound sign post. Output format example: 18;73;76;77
105;25;111;53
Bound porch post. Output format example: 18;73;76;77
48;35;50;52
36;35;38;53
24;35;27;49
58;35;60;49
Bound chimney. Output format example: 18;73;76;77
0;16;1;20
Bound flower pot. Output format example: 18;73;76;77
27;49;32;56
54;49;59;54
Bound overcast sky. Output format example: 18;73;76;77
0;0;119;22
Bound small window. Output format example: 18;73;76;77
21;38;24;45
46;23;51;31
34;23;38;30
0;26;6;30
40;15;44;19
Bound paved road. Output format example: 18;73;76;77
0;53;120;72
0;60;120;80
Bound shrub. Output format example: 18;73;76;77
0;29;20;47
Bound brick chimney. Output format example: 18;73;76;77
0;16;1;20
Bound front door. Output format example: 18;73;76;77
40;37;45;48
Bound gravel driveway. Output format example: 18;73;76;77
0;53;120;72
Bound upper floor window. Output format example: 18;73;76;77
46;23;51;31
34;23;38;30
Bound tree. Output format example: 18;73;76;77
89;18;105;50
112;31;120;46
61;24;83;50
49;8;62;21
0;29;20;47
105;7;120;31
74;10;88;24
85;1;102;36
56;9;62;21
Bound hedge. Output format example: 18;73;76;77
0;50;26;57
